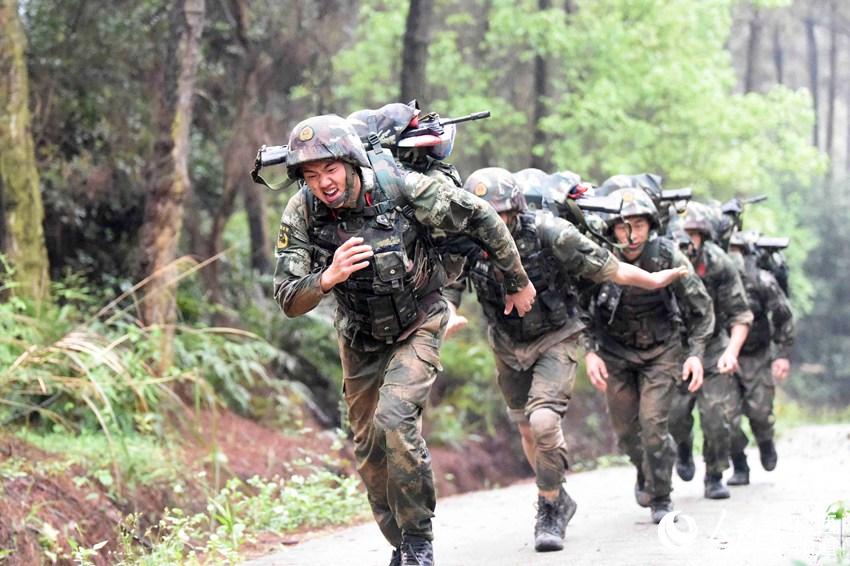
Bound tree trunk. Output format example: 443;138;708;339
744;9;762;93
826;3;838;175
772;22;784;85
400;0;435;103
530;0;551;170
137;0;205;370
0;0;50;302
242;182;269;273
805;16;820;149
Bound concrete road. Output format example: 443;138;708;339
245;424;850;566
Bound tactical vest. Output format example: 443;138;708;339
740;256;771;354
470;212;572;342
595;237;680;349
304;183;445;343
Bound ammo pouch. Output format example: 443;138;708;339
366;250;419;339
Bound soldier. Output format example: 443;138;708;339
582;187;714;523
273;115;536;566
669;202;753;499
449;168;689;548
726;231;795;485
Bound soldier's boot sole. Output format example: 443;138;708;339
534;532;565;552
704;477;731;499
727;469;750;486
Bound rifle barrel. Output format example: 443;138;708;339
441;111;491;126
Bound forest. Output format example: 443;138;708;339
1;0;849;563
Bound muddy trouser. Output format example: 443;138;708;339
727;347;776;456
493;337;577;491
668;365;732;476
341;300;449;546
599;341;679;501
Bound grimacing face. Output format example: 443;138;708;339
614;215;651;259
301;159;359;209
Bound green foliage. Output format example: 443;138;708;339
86;466;367;566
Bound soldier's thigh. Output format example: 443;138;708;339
526;338;578;416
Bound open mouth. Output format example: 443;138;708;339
322;187;342;202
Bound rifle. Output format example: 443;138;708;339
251;145;295;191
396;111;491;147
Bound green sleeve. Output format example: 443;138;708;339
272;190;329;317
402;171;529;293
672;248;715;359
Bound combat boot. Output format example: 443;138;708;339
634;470;651;508
758;439;777;471
704;473;730;499
650;497;674;524
389;547;401;566
676;441;695;481
400;534;433;566
727;453;750;486
534;487;577;552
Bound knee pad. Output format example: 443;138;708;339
528;408;565;452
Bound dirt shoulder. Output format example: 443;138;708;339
247;423;850;566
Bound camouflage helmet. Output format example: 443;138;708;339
286;114;370;179
597;174;636;196
513;168;551;211
347;102;418;148
608;188;659;228
548;170;583;204
681;202;716;238
464;167;527;213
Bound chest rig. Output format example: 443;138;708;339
304;181;444;344
470;212;572;343
596;237;680;349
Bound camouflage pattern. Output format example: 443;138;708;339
681;201;716;238
285;114;369;178
608;188;659;229
727;251;795;456
463;167;527;213
342;299;449;545
514;168;551;211
449;199;619;493
600;342;682;500
728;346;777;455
273;141;530;547
669;239;753;476
491;332;578;490
582;236;714;500
347;102;418;148
274;169;530;324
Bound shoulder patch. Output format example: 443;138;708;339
277;225;290;250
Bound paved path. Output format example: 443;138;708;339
245;424;850;566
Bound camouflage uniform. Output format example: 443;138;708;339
668;239;753;476
728;251;794;459
273;116;528;548
584;235;714;503
451;189;620;490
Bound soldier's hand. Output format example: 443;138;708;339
717;348;740;374
320;237;374;292
771;357;790;382
585;352;609;392
505;281;537;317
682;356;704;392
443;301;468;341
649;266;689;289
